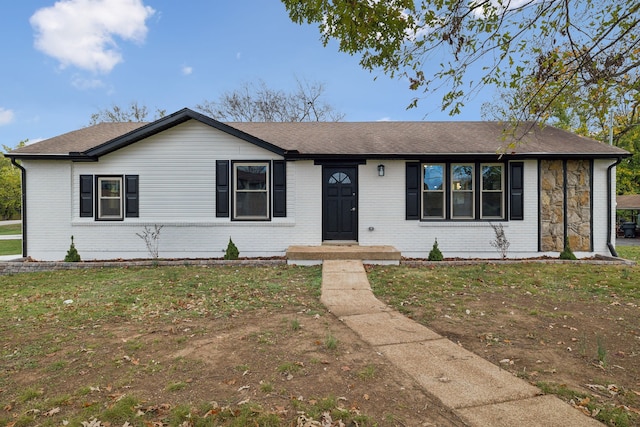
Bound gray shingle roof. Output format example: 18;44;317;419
10;122;147;156
229;121;628;157
7;109;628;159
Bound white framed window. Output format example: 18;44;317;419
422;164;445;219
451;164;474;218
481;164;504;218
233;162;269;220
97;176;123;220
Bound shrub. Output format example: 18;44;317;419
559;241;577;260
489;222;510;259
64;236;81;262
136;225;163;259
224;237;239;260
428;238;444;261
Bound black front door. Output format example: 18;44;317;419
323;166;358;241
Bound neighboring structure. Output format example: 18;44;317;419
616;194;640;235
6;108;629;261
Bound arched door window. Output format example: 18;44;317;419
328;172;351;184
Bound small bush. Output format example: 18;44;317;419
489;222;510;259
64;236;81;262
136;224;163;259
428;239;443;261
559;242;577;260
224;237;239;260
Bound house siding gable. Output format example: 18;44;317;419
72;120;284;221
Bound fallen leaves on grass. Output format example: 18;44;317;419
44;407;61;416
585;383;620;396
297;411;347;427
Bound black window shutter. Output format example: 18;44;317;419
80;175;93;217
216;160;230;217
272;160;286;217
125;175;139;218
510;162;524;220
406;162;420;220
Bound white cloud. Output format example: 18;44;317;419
30;0;155;73
181;65;193;76
0;108;15;126
236;52;242;60
470;0;536;18
71;75;105;89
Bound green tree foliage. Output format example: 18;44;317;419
224;238;239;260
615;127;640;194
64;236;81;262
483;45;640;194
559;242;577;260
428;238;443;261
0;142;25;220
281;0;640;118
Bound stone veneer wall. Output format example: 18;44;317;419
540;160;592;252
566;160;592;251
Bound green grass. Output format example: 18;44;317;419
617;245;640;262
166;381;188;392
0;223;21;235
1;257;637;427
0;265;322;328
324;333;338;350
357;364;377;380
0;239;21;255
368;262;640;310
277;361;302;374
537;382;634;427
0;265;335;427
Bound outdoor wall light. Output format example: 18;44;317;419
377;164;385;176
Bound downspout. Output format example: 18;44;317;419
607;157;622;257
10;158;26;258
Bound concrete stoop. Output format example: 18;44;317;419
286;244;401;265
321;260;604;427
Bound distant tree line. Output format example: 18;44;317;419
0;142;24;220
1;79;345;220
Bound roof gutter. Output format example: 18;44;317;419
5;153;97;162
10;158;27;258
607;157;623;257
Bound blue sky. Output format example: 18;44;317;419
0;0;490;150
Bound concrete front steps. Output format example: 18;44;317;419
286;243;401;265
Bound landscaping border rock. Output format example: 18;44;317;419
0;258;286;275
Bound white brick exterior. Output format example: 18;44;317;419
19;121;620;261
357;159;542;259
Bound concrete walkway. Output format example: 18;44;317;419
321;260;603;427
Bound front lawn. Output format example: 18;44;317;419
0;223;21;235
1;245;638;426
0;265;450;427
368;258;640;426
0;239;21;255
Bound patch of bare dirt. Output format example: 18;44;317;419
3;308;463;426
402;290;640;421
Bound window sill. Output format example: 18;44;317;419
71;219;296;227
418;221;508;228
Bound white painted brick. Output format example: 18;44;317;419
21;122;618;260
